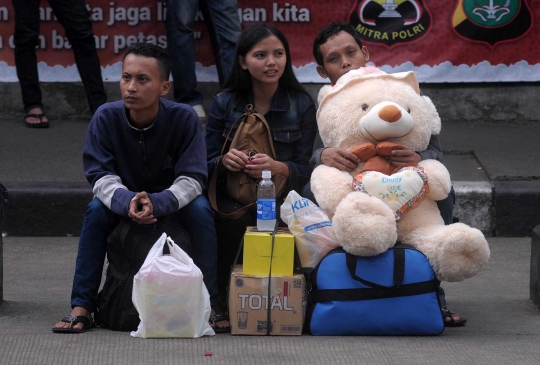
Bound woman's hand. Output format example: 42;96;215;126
244;153;289;179
222;149;249;171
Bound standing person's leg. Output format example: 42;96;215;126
49;0;107;114
202;0;241;85
53;198;120;333
165;0;203;106
12;0;49;127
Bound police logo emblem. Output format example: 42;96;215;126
347;0;433;48
452;0;533;49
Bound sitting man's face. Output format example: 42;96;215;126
316;31;369;85
121;54;169;113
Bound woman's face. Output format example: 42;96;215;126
239;35;287;87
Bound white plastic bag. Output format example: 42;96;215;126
280;190;339;269
131;233;215;338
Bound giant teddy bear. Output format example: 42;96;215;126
311;67;490;282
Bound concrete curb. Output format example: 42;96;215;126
2;181;500;237
453;181;493;235
493;181;540;237
4;183;91;237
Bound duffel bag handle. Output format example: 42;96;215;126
345;248;405;289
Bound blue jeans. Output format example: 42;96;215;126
12;0;107;113
71;196;219;312
165;0;241;105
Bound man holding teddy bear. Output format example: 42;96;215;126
304;21;465;327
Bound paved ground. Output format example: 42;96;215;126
1;236;539;365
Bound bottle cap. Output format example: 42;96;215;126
262;170;271;179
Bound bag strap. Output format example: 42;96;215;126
309;280;439;303
207;109;246;217
219;112;245;156
345;248;405;289
248;106;278;160
266;222;279;335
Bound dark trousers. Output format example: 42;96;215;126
12;0;107;113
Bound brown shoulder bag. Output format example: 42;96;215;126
208;104;288;219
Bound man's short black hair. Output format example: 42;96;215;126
313;21;364;66
123;43;171;81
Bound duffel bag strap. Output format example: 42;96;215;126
345;248;405;289
310;280;439;303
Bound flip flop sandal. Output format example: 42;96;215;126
209;312;231;334
442;309;467;327
24;113;49;129
52;315;94;334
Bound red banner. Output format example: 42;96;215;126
0;0;537;82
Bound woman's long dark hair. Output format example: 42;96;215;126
222;23;309;97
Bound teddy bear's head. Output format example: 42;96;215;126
317;67;441;157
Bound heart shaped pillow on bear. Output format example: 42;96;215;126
352;166;429;220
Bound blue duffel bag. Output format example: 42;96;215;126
307;244;444;335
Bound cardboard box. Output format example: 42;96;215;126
229;266;306;335
243;227;295;277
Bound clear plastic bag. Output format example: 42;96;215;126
131;233;215;338
280;190;339;269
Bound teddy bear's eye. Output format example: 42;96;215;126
361;104;369;111
406;107;411;113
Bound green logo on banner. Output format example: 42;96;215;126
463;0;519;27
452;0;533;49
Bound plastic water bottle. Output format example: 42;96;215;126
257;170;276;231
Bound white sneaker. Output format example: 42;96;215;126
192;104;206;119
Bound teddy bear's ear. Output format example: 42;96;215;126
317;84;334;106
422;95;442;135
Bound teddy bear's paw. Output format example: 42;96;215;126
311;165;353;215
418;159;451;201
434;223;490;282
333;192;397;256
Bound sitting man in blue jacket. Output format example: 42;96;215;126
52;43;229;333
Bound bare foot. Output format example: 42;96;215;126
25;107;48;126
53;307;91;331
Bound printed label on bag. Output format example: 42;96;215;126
257;198;276;220
304;221;332;232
